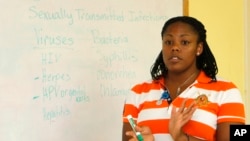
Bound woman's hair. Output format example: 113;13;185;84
150;16;218;81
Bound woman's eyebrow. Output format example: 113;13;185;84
163;33;191;37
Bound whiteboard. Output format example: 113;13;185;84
0;0;183;141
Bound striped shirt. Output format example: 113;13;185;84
122;71;245;141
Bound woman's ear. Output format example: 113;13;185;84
196;42;203;56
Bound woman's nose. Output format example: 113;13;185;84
171;44;180;52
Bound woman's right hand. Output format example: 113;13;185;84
126;126;154;141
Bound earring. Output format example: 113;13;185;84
197;52;200;56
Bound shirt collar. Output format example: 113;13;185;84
155;70;213;86
196;70;213;84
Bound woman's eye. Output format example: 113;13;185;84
165;40;172;45
181;40;190;45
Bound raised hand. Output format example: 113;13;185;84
169;98;197;140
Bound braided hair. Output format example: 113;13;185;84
150;16;218;81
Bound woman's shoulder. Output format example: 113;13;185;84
198;71;238;90
131;78;163;93
213;76;238;89
198;80;238;92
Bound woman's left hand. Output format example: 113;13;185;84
169;98;197;140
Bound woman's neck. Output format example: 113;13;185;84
164;69;200;97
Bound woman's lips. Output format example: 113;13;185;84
168;56;181;63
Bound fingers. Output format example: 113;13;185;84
180;99;197;122
126;126;143;141
178;98;188;112
138;126;151;134
184;100;196;113
172;98;194;114
178;98;197;112
171;98;197;121
126;131;138;141
126;126;153;141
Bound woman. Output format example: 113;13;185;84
122;16;245;141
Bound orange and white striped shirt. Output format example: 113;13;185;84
122;71;245;141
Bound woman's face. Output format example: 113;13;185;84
162;21;203;73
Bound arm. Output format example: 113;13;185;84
122;122;133;141
216;122;244;141
169;99;245;141
181;122;245;141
